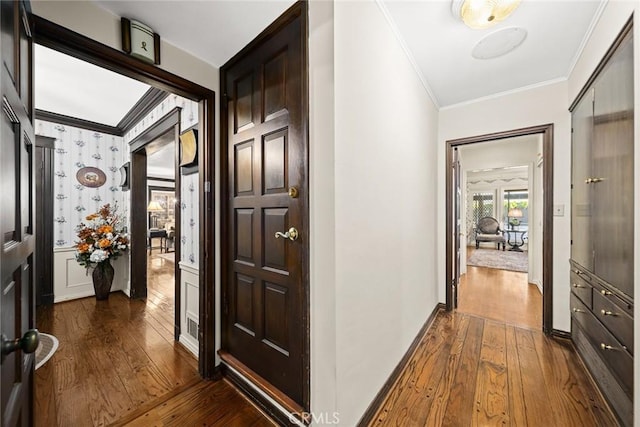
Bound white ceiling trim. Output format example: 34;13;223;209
439;76;567;111
564;0;609;78
375;0;441;109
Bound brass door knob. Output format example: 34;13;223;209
1;329;39;360
288;187;299;199
275;227;299;241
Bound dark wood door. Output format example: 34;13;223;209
221;4;308;410
453;148;460;308
0;1;38;426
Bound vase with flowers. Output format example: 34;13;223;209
74;203;129;300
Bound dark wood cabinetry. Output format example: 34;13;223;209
570;20;634;427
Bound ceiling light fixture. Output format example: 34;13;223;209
452;0;521;30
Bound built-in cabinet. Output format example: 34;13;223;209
570;20;634;427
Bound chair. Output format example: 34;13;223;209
474;216;506;251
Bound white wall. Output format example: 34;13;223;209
331;1;440;424
438;80;571;332
308;0;338;419
31;1;218;91
179;262;199;356
565;0;639;421
53;248;129;302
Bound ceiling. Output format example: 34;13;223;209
94;0;604;108
34;0;607;127
93;0;297;67
381;0;605;106
34;44;151;126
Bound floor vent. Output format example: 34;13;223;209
187;317;199;341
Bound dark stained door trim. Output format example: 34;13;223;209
445;124;554;334
32;15;217;378
35;135;55;306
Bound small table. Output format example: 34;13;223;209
148;229;167;253
504;229;527;252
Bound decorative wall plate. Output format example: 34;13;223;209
76;167;106;188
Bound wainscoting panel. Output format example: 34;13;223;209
53;247;129;302
179;261;199;357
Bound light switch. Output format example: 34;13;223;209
553;204;564;216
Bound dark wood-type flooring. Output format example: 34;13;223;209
368;310;617;426
368;253;616;426
34;253;273;426
459;247;542;330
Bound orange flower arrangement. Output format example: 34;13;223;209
74;203;129;268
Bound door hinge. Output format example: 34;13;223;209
204;181;211;193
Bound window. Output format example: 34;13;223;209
503;189;528;229
472;192;494;224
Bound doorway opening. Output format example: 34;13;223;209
456;137;542;330
446;124;554;334
32;14;215;426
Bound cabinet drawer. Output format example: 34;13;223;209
593;289;633;355
570;271;593;308
572;320;633;427
571;299;633;397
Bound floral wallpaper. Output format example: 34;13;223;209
36;120;127;248
37;93;199;268
123;94;198;144
125;94;200;268
181;173;199;266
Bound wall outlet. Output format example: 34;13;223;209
553;204;564;216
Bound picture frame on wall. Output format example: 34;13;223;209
120;162;130;191
180;128;198;175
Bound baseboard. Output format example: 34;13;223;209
179;334;199;357
550;328;571;340
357;302;446;426
221;363;301;426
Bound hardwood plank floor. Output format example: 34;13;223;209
367;310;618;427
34;253;272;426
458;247;542;330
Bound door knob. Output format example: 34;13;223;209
1;329;39;360
275;227;299;241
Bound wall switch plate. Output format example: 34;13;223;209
553;204;564;216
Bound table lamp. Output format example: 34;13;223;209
147;201;163;229
507;208;523;229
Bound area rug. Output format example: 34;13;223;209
467;248;528;273
35;333;59;370
156;252;175;262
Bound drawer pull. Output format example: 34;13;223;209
600;343;617;351
572;269;582;275
572;283;586;289
600;309;616;316
572;308;583;313
600;289;612;296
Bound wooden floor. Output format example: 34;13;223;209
368;310;617;426
458;248;542;330
34;253;272;426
